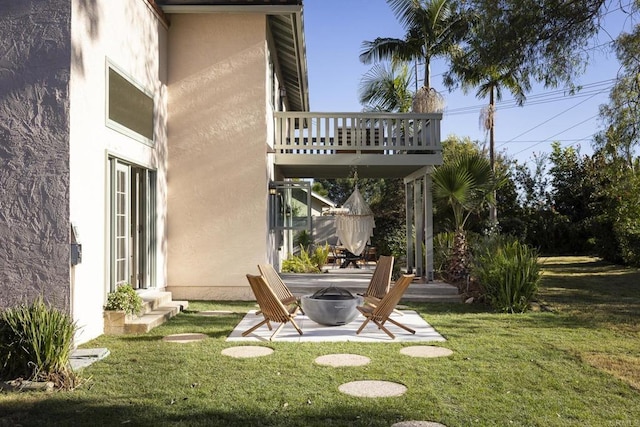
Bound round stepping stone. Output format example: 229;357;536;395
162;333;207;343
221;346;274;358
400;346;453;358
392;422;447;427
338;380;407;397
197;310;234;316
315;354;371;367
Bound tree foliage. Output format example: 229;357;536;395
450;0;606;90
360;0;467;89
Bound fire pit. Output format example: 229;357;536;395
300;286;364;326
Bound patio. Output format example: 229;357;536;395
227;309;446;343
227;267;458;342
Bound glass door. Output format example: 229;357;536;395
109;159;156;292
114;162;130;289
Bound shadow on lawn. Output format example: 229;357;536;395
0;397;431;427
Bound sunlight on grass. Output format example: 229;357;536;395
581;353;640;391
1;256;638;426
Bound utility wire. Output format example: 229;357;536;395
511;113;601;156
496;87;609;147
444;79;615;115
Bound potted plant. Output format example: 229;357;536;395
103;284;143;334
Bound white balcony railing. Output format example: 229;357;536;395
274;112;442;155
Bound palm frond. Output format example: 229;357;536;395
360;38;409;64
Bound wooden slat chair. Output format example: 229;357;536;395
360;255;394;305
257;264;303;313
356;274;416;339
243;274;302;341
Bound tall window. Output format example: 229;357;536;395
107;64;154;143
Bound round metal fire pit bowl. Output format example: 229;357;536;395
301;286;363;326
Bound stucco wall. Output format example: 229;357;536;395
0;1;72;310
69;0;168;343
166;13;270;300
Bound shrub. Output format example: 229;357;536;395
473;239;541;313
293;230;314;251
0;297;79;388
104;284;143;316
311;243;330;270
282;244;329;273
433;232;455;279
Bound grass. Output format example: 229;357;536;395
0;256;638;426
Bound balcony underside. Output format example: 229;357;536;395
274;153;443;179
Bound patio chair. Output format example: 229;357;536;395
360;255;403;316
360;255;394;305
257;264;303;313
243;274;303;341
355;274;416;339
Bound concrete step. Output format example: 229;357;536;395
139;291;174;315
105;291;188;335
282;272;461;303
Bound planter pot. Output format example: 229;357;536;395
103;310;133;335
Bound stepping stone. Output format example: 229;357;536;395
400;346;453;358
197;310;235;316
338;380;407;397
162;333;207;343
392;422;447;427
315;354;371;367
70;348;110;370
221;346;274;358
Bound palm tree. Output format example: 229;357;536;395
360;0;466;113
358;61;414;113
444;62;528;224
432;151;499;286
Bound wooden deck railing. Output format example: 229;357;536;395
274;112;442;155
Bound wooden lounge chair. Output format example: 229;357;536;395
360;255;394;305
356;274;416;339
257;264;303;313
243;274;302;341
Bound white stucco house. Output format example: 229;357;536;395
0;0;442;344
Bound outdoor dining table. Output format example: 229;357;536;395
338;248;363;269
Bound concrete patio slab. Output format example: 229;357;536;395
227;310;446;343
282;271;461;303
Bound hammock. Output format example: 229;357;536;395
335;187;375;256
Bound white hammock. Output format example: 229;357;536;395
335;187;375;256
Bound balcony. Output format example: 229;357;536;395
273;112;443;179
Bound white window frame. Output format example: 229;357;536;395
106;60;155;146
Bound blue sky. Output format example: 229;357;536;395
303;0;637;166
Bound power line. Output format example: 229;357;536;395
496;87;609;147
511;113;601;156
444;79;615;115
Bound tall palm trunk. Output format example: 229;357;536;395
489;87;497;225
447;228;470;290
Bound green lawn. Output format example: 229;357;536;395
1;256;638;426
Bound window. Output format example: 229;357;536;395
107;64;154;143
269;181;311;230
